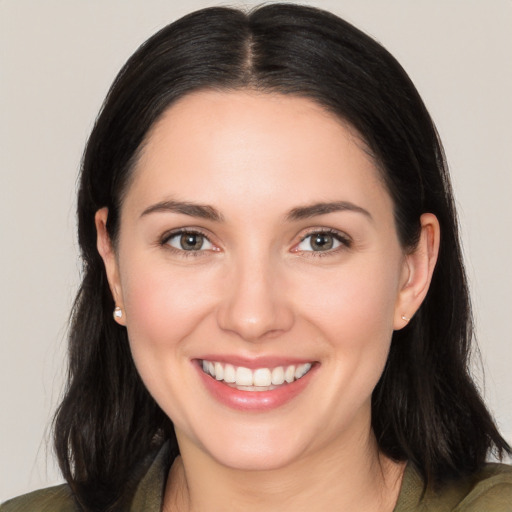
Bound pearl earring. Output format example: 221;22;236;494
401;314;411;323
113;306;123;321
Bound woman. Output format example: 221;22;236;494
2;3;511;511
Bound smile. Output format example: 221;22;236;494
201;360;313;391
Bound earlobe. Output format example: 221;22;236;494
394;213;440;330
95;208;126;326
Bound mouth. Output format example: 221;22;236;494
200;359;313;391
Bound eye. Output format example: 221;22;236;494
296;230;350;252
165;231;214;252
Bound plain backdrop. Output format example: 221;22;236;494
1;0;511;501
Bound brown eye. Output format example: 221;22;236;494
180;233;204;250
296;231;349;252
310;233;334;251
166;231;213;251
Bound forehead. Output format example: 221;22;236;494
142;90;371;162
124;90;390;219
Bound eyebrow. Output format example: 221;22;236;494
286;201;373;222
140;199;371;223
140;200;224;222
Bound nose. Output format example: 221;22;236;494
216;255;294;342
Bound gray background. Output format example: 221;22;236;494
1;0;511;501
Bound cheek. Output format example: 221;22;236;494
120;259;217;358
117;259;221;424
295;254;400;393
277;258;401;435
296;258;400;344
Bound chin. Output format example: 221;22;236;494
184;419;313;472
210;441;304;472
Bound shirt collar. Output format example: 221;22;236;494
130;442;171;511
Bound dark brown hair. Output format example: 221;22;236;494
54;4;510;510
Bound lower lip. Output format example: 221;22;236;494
196;362;316;411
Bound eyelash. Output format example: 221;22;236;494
160;229;216;258
294;228;352;257
159;227;352;258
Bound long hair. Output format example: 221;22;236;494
54;4;510;510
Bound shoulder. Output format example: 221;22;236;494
0;484;78;512
0;442;171;512
396;462;512;511
423;463;512;511
450;463;512;511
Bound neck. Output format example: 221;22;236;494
163;427;405;512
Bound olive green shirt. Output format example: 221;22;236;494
2;445;512;511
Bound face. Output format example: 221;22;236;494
97;91;433;471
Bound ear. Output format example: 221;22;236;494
95;208;126;326
393;213;440;330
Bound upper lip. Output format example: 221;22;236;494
196;354;317;369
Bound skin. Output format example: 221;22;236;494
96;90;439;512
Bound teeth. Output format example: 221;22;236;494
285;365;295;383
214;362;224;381
223;363;236;383
236;385;274;392
295;363;312;379
201;360;313;388
271;366;285;385
253;368;272;387
236;366;253;386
